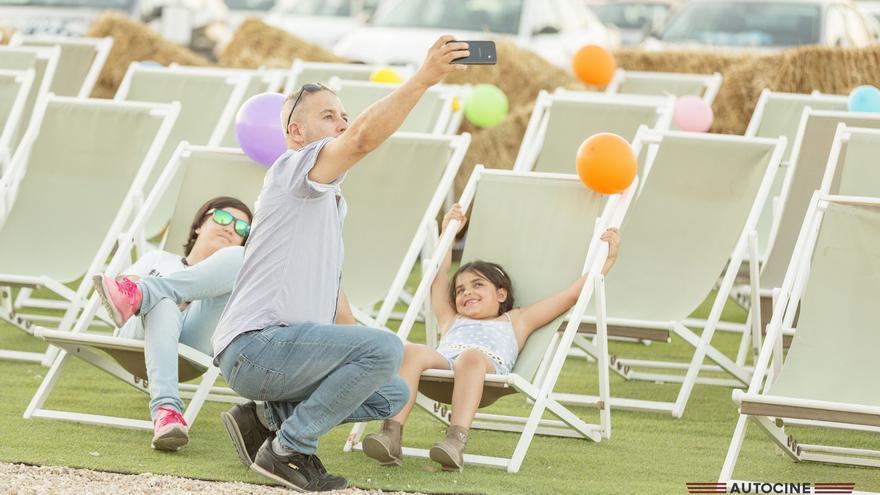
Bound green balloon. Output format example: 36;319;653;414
464;84;509;128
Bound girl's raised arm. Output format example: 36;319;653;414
514;228;620;337
431;204;468;332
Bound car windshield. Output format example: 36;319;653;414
225;0;275;10
660;1;821;46
0;0;131;6
373;0;524;34
592;2;670;30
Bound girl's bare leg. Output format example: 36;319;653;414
390;343;450;424
449;348;495;428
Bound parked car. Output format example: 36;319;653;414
855;0;880;22
225;0;276;29
264;0;383;49
333;0;618;69
645;0;877;50
0;0;140;36
588;0;681;46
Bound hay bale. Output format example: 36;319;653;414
444;40;583;113
775;45;880;95
614;48;750;75
0;27;15;45
219;18;348;69
86;13;212;98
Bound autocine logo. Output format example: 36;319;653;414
685;482;856;494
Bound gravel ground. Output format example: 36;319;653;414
0;463;421;495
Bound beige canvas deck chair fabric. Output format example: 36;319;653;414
8;34;112;98
328;78;466;135
513;89;673;174
0;68;34;184
341;132;470;329
734;109;880;349
820;125;880;198
26;145;267;431
345;167;634;472
605;69;722;104
721;195;880;485
743;90;848;262
283;59;413;95
0;96;178;364
115;63;250;238
560;129;786;418
0;45;60;158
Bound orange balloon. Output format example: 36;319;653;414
576;133;637;194
572;44;616;87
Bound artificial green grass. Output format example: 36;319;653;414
1;294;878;495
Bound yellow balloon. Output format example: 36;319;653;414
369;67;402;84
451;95;461;112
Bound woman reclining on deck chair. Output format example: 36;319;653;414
363;204;620;471
92;196;252;451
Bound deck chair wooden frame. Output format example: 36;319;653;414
344;167;636;472
328;77;467;135
731;108;880;363
513;89;674;174
0;68;34;184
25;144;269;431
341;132;470;331
284;59;414;95
114;62;250;241
0;95;179;364
0;45;60;160
8;34;112;98
720;194;880;486
560;128;786;418
605;69;723;104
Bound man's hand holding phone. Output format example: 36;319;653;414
412;36;470;88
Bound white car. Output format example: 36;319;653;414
0;0;140;36
333;0;618;69
588;0;682;46
265;0;383;49
645;0;877;50
225;0;276;29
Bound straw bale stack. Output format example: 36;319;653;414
220;18;348;69
0;27;15;45
86;13;212;98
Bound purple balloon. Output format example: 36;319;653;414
234;92;287;166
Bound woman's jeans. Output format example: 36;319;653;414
217;323;408;455
118;246;243;419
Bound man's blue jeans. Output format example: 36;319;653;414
217;323;408;454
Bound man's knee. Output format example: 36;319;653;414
367;330;404;371
385;375;409;417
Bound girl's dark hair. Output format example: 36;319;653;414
183;196;253;255
449;260;515;315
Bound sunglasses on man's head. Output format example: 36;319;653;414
207;208;250;238
285;82;327;133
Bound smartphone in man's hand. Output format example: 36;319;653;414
450;41;497;65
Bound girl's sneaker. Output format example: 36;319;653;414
93;274;142;328
152;407;189;451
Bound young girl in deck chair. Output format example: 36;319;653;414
363;204;620;471
93;196;252;451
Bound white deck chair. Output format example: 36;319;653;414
0;45;60;158
341;132;470;331
743;90;848;263
26;144;268;431
720;194;880;485
115;63;250;239
0;68;34;183
345;167;636;472
283;59;413;95
821;124;880;198
0;95;179;363
8;34;112;98
512;89;673;174
605;69;723;105
560;128;786;417
328;78;467;135
733;108;880;357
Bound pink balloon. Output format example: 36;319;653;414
234;93;287;166
672;96;713;133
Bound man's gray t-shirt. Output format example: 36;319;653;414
212;137;347;357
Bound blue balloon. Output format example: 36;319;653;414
848;85;880;113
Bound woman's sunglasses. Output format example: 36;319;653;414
207;208;250;238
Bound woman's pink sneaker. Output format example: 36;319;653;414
152;407;189;451
93;274;142;328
